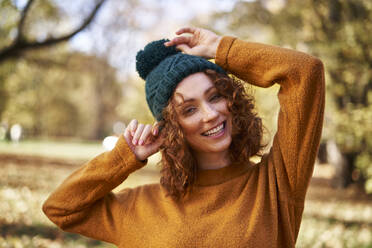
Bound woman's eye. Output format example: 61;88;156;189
183;107;196;115
210;94;222;102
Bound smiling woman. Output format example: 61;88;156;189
172;72;233;164
42;27;325;247
160;69;264;196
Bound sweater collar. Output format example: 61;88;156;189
194;161;251;187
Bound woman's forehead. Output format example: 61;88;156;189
173;72;214;101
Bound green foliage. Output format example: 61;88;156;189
0;60;15;120
0;0;110;138
0;0;19;48
1;47;123;139
210;0;372;192
117;75;156;124
0;0;60;47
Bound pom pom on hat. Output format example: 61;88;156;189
136;39;179;80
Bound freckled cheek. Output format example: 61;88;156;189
217;105;230;120
216;99;228;111
179;117;202;137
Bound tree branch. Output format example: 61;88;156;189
16;0;35;43
0;0;107;63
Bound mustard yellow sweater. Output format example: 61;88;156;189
43;36;325;248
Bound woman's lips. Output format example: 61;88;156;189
201;121;226;137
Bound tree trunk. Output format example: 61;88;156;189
326;140;355;188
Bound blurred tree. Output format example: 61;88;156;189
0;0;165;141
0;0;106;120
0;0;106;63
116;74;154;125
209;0;372;192
3;48;122;140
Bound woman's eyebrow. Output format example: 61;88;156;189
175;86;216;106
204;86;216;96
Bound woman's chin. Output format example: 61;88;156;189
196;136;232;154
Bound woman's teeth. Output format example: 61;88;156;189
202;122;224;136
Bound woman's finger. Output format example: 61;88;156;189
124;121;132;135
132;123;144;145
124;125;131;137
175;27;196;35
176;44;192;54
151;122;159;136
123;126;133;145
138;124;152;146
128;119;138;136
165;36;191;47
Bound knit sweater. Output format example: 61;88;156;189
42;36;325;248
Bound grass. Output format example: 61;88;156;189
0;140;371;247
0;139;104;160
0;160;159;248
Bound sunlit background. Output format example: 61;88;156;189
0;0;371;247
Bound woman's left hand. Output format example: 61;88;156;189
164;27;222;59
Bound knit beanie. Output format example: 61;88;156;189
136;39;226;121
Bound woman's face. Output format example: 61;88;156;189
172;72;232;155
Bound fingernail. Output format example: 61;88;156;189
138;140;143;146
153;129;158;136
132;139;137;145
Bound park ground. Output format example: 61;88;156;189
0;140;371;248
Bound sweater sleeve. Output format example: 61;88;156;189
216;36;325;201
42;135;147;244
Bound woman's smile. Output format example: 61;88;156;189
201;120;226;138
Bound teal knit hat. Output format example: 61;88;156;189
136;39;226;121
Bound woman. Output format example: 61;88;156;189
43;27;325;247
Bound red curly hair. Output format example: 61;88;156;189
159;69;266;199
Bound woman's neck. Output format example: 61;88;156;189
194;150;231;170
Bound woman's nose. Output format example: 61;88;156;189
202;103;218;122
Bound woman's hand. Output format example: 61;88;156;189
164;27;222;59
123;119;163;161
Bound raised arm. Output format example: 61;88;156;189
216;36;325;201
42;120;162;244
42;136;145;244
167;27;325;201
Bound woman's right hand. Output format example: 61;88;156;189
123;119;163;161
